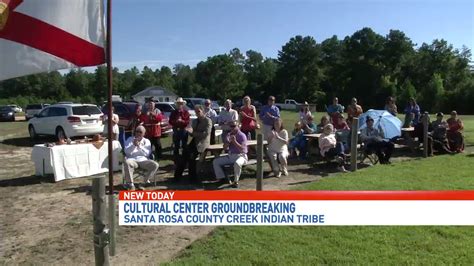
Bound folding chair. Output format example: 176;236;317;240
121;153;157;187
358;143;379;165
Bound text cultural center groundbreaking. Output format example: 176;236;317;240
119;191;474;226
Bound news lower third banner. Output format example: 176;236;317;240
118;191;474;226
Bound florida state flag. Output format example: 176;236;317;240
0;0;105;80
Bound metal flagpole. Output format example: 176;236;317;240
105;0;117;257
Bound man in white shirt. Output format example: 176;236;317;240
123;125;159;190
217;99;239;143
204;99;218;144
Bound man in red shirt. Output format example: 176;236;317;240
169;97;191;163
139;101;163;159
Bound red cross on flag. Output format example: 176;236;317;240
0;0;106;81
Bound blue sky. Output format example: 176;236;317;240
111;0;474;71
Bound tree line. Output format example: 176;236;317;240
1;27;473;113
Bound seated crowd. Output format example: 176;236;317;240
113;95;465;190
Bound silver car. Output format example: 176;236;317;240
8;105;23;113
25;103;48;120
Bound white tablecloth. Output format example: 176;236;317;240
31;141;122;182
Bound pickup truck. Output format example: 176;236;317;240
276;99;301;110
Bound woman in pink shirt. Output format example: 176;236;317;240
447;110;465;153
239;96;258;140
318;124;348;172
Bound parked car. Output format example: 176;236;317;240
211;101;224;114
0;106;15;122
8;104;23;113
276;99;301;110
103;101;172;136
25;103;49;120
28;104;104;140
183;98;206;109
154;102;197;120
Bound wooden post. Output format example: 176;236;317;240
350;118;359;172
92;177;109;266
108;194;116;256
423;112;429;158
256;133;263;191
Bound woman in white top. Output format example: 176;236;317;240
318;124;348;172
102;106;120;140
298;103;311;124
267;118;289;177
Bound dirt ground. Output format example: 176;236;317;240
0;127;440;265
0;139;326;265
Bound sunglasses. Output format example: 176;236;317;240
230;125;237;128
135;131;144;134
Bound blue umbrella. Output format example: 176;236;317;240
358;109;402;139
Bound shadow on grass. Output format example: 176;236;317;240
1;136;55;147
0;174;54;187
287;180;314;186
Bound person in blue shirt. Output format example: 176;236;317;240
404;97;421;126
327;97;345;123
259;95;280;141
302;115;318;134
289;121;307;159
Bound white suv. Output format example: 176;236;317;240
28;104;104;140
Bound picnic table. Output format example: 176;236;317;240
31;140;122;182
304;133;321;139
399;127;417;152
199;139;268;162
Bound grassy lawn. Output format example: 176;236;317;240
166;111;474;265
169;226;474;265
0;121;28;139
300;154;474;190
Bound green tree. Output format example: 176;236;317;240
398;79;417;108
65;68;91;97
173;64;196;97
195;54;246;101
120;66;139;98
38;71;69;100
422;73;444;112
320;35;346;106
340;28;386;107
91;66;108;102
244;50;277;101
276;35;324;102
155;66;175;92
132;66;156;94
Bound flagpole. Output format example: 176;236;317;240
105;0;117;257
106;0;113;196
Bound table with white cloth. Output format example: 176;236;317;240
31;141;122;182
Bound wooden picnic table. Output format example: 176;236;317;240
398;127;417;152
199;140;268;162
401;127;415;132
304;133;321;139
